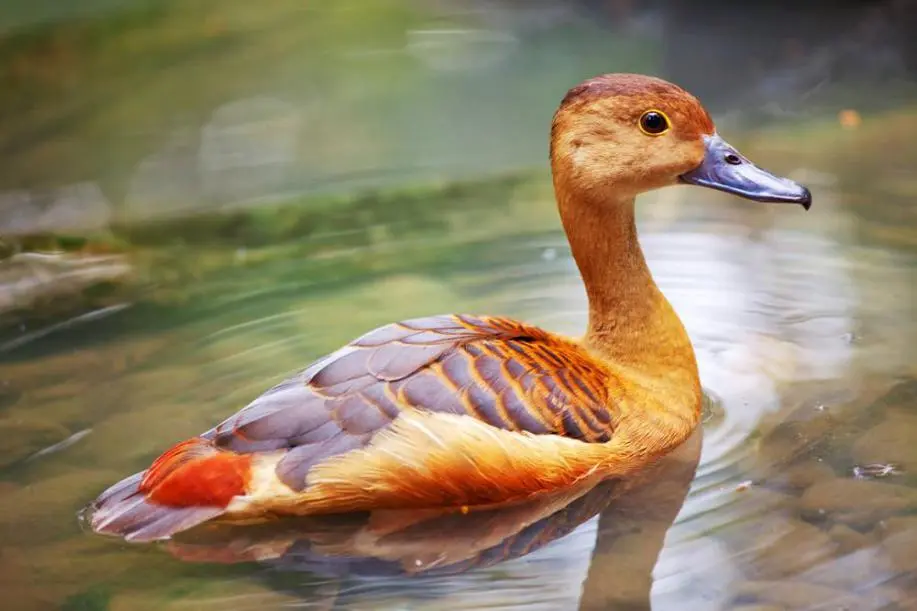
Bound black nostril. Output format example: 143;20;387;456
724;153;742;165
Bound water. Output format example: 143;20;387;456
3;2;917;610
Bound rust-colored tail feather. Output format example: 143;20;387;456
85;438;252;542
140;437;252;507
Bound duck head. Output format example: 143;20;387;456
551;74;811;209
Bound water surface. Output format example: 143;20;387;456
4;132;917;609
3;3;917;610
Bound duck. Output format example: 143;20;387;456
164;471;622;570
163;428;701;580
86;73;810;542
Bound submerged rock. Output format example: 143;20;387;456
739;517;838;580
772;459;836;493
799;478;917;529
851;408;917;473
827;523;873;553
882;529;917;576
879;515;917;575
732;579;892;609
797;545;889;591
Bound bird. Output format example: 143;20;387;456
85;73;811;543
161;428;702;584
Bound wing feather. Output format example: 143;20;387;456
205;314;615;491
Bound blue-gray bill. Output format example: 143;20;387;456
679;134;812;209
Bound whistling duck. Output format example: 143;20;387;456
87;73;811;542
164;429;701;573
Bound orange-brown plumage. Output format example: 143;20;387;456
140;438;252;507
164;476;621;570
556;74;715;141
86;73;811;542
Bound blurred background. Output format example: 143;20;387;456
2;1;917;610
2;0;916;232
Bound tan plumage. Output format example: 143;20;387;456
162;427;702;606
165;474;617;570
86;73;810;542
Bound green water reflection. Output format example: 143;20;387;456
0;0;653;218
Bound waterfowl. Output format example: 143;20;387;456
165;473;620;570
164;428;701;576
87;73;810;542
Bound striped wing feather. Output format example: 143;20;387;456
205;314;615;491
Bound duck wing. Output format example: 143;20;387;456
88;314;618;541
205;313;615;490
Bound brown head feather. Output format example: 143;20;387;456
555;73;714;143
550;73;714;204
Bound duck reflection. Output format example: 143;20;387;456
165;429;701;610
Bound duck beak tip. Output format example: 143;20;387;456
800;187;813;211
680;134;813;208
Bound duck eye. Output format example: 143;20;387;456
639;110;670;136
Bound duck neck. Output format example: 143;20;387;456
556;186;696;376
554;178;702;452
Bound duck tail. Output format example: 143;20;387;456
85;437;253;542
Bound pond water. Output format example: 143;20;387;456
4;130;917;609
3;2;917;611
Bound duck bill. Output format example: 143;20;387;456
679;134;812;209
